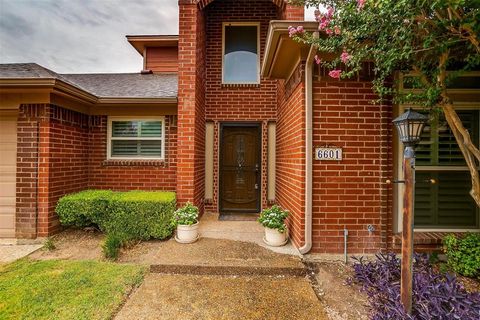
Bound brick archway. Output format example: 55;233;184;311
196;0;286;10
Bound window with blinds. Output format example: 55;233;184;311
413;110;479;228
108;118;165;159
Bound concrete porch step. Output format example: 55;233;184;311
149;263;306;277
119;237;304;269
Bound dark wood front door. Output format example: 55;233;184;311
220;124;261;213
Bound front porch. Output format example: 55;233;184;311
199;212;299;255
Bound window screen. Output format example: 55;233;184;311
223;25;259;84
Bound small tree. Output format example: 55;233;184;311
290;0;480;206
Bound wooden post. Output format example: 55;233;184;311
401;146;415;314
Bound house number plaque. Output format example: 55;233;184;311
315;147;343;161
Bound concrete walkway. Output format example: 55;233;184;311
115;274;327;320
199;212;299;255
115;233;327;319
22;228;327;319
0;244;42;263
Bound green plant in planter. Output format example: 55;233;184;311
258;205;289;233
172;202;199;226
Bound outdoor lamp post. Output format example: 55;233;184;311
392;108;429;314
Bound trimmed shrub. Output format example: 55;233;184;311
443;233;480;278
56;190;176;259
105;191;176;242
55;190;113;228
350;253;480;319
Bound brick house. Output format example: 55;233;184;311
1;0;478;254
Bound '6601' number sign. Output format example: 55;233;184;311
315;147;342;161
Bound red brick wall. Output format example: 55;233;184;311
15;105;178;238
37;106;90;236
177;2;206;212
283;4;304;20
88;115;177;191
194;6;207;213
311;77;392;254
275;65;306;248
203;0;280;213
15;105;42;239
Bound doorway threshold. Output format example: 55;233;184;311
218;213;259;221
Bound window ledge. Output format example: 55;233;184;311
392;231;475;246
102;159;166;167
221;83;260;88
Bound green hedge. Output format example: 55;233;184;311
443;233;480;278
56;190;113;229
56;190;176;259
106;191;176;241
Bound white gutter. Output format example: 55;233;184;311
299;33;317;255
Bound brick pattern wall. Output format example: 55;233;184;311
15;104;42;238
38;106;90;236
311;76;393;254
203;0;279;213
283;4;304;20
177;2;206;212
275;65;306;248
198;0;287;10
15;104;178;238
88;115;177;191
194;6;207;213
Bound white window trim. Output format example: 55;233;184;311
107;116;165;160
394;104;480;232
222;22;261;85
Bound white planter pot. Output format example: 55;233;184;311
175;222;199;244
263;227;288;247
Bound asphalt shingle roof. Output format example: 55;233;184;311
62;73;177;99
0;63;178;99
0;63;58;78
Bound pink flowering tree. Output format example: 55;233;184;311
290;0;480;207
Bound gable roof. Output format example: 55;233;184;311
0;63;178;100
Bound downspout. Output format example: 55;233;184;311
299;34;317;254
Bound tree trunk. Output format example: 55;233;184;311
441;101;480;207
436;51;480;208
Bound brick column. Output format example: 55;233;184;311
36;105;54;237
177;1;206;211
15;105;41;239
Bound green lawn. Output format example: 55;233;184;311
0;259;146;320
